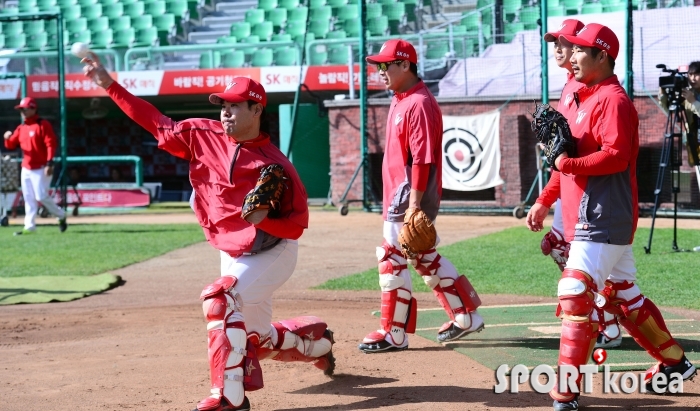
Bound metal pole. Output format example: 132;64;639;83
541;0;549;104
359;0;369;211
625;0;634;98
348;45;355;100
57;11;68;211
285;6;312;158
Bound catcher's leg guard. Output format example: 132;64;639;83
550;269;598;404
196;276;261;411
541;227;570;272
359;242;417;353
266;316;336;376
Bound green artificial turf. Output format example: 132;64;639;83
317;226;700;310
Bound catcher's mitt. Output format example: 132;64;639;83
241;164;287;224
531;103;577;171
398;209;437;259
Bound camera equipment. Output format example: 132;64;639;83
644;64;692;253
657;64;689;107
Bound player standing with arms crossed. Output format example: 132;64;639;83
4;97;68;235
358;39;484;353
81;54;334;411
527;24;696;410
542;19;623;350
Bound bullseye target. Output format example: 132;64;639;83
443;127;483;183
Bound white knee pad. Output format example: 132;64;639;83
379;274;405;291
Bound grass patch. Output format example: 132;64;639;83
0;224;205;278
316;226;700;310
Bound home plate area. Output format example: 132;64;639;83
404;303;700;372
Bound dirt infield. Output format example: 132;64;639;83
2;211;700;411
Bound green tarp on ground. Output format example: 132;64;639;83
0;273;121;305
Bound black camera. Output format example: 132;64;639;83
657;64;689;104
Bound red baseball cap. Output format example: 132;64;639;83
209;77;267;107
14;97;37;110
560;23;619;60
366;39;418;65
543;19;584;42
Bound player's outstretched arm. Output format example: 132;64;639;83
81;52;114;89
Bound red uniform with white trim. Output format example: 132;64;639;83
104;79;334;411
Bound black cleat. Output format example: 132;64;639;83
437;316;485;343
645;355;697;394
358;339;408;354
58;218;68;233
193;396;250;411
553;396;579;411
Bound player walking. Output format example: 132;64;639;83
4;97;67;235
542;19;623;350
527;24;696;411
359;39;484;353
81;54;334;411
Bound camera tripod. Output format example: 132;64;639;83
644;100;688;254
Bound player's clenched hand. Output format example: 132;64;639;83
526;203;549;232
81;52;114;89
3;131;11;140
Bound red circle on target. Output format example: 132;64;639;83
454;150;464;161
592;348;607;365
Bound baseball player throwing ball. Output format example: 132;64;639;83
81;54;335;411
359;39;484;354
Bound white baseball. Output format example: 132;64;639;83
71;42;90;59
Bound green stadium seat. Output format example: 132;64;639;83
601;0;622;6
38;0;58;10
343;19;359;37
102;2;123;18
241;35;261;56
502;0;521;22
91;28;113;47
222;50;245;68
548;0;561;6
165;0;188;16
279;0;299;8
310;5;332;21
287;6;308;23
604;3;627;12
449;24;467;33
217;35;237;43
88;16;110;32
336;4;358;22
110;16;132;32
25;33;49;51
78;0;97;5
284;20;306;37
0;7;18;14
0;34;4;49
99;0;118;5
81;3;103;19
112;27;136;47
460;11;480;31
253;21;274;40
67;18;89;34
271;33;292;42
454;38;475;58
266;8;287;31
366;2;382;18
367;15;389;36
121;0;139;4
230;21;252;39
199;51;221;68
274;46;297;65
326;29;346;39
251;48;274;67
383;2;405;22
125;1;146;18
61;4;82;20
308;19;330;38
5;33;26;50
131;15;154;30
258;0;278;11
519;6;538;29
69;30;91;45
504;21;524;42
2;22;23;37
562;0;583;15
153;13;176;44
308;44;327;65
327;0;347;8
425;42;448;60
145;0;166;15
547;6;566;16
19;0;39;12
134;26;159;46
327;44;348;64
245;9;266;25
23;20;45;36
581;2;603;13
309;0;326;7
293;31;313;46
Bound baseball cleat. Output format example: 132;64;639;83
313;329;336;377
193;396;250;411
358;338;408;354
595;332;622;349
13;228;35;236
58;217;67;233
437;313;485;343
552;395;579;411
644;355;697;394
